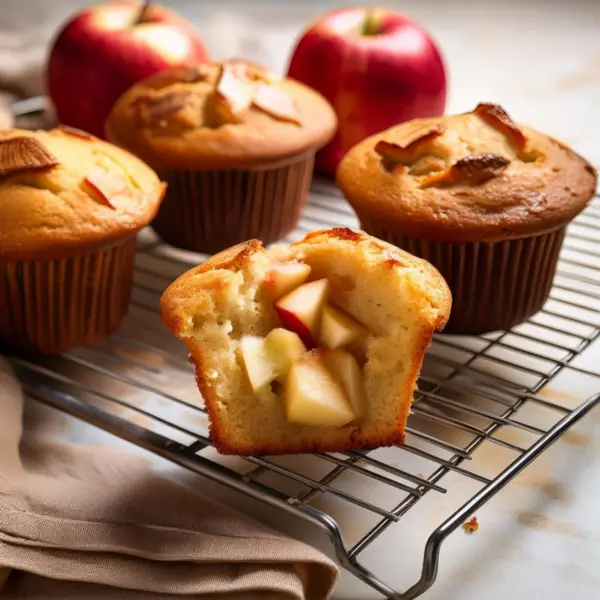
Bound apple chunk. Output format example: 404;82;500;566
322;349;366;419
240;328;306;393
0;136;59;177
240;335;272;392
275;278;329;348
265;328;307;378
252;83;302;125
213;65;255;124
473;103;526;151
84;166;126;208
319;303;367;350
264;261;311;300
285;351;355;428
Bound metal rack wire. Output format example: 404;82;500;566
8;172;600;598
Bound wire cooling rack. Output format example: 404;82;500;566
7;165;600;597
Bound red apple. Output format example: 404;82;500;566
287;7;447;176
47;1;209;139
274;279;329;348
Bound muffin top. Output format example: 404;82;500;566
106;59;337;170
337;103;597;243
0;127;165;261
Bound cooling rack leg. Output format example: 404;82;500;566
394;393;600;600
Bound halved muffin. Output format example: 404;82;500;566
160;228;451;455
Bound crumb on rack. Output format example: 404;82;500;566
462;516;479;533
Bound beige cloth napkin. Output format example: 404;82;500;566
0;358;339;599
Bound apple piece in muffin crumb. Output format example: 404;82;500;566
83;166;128;208
263;261;312;300
285;349;356;428
0;136;59;177
319;303;368;350
274;278;330;348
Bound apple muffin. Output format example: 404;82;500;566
106;59;337;254
160;227;451;455
337;103;597;333
0;127;165;354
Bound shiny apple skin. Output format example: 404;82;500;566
287;7;447;176
274;307;316;350
47;1;208;139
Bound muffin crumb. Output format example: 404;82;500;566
462;516;479;533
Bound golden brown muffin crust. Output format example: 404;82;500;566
337;103;597;243
106;60;337;170
0;128;166;261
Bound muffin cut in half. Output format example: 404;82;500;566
160;228;451;455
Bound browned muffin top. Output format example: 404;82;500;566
106;60;337;170
0;127;165;261
337;103;597;243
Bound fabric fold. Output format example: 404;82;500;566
0;358;338;599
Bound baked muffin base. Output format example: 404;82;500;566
359;220;565;334
0;237;137;355
152;153;314;254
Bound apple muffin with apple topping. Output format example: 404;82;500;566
160;227;451;456
107;59;337;254
0;127;165;354
337;103;597;333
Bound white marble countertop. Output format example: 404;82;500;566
4;0;600;598
3;0;600;174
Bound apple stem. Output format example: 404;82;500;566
135;0;151;25
361;9;380;36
